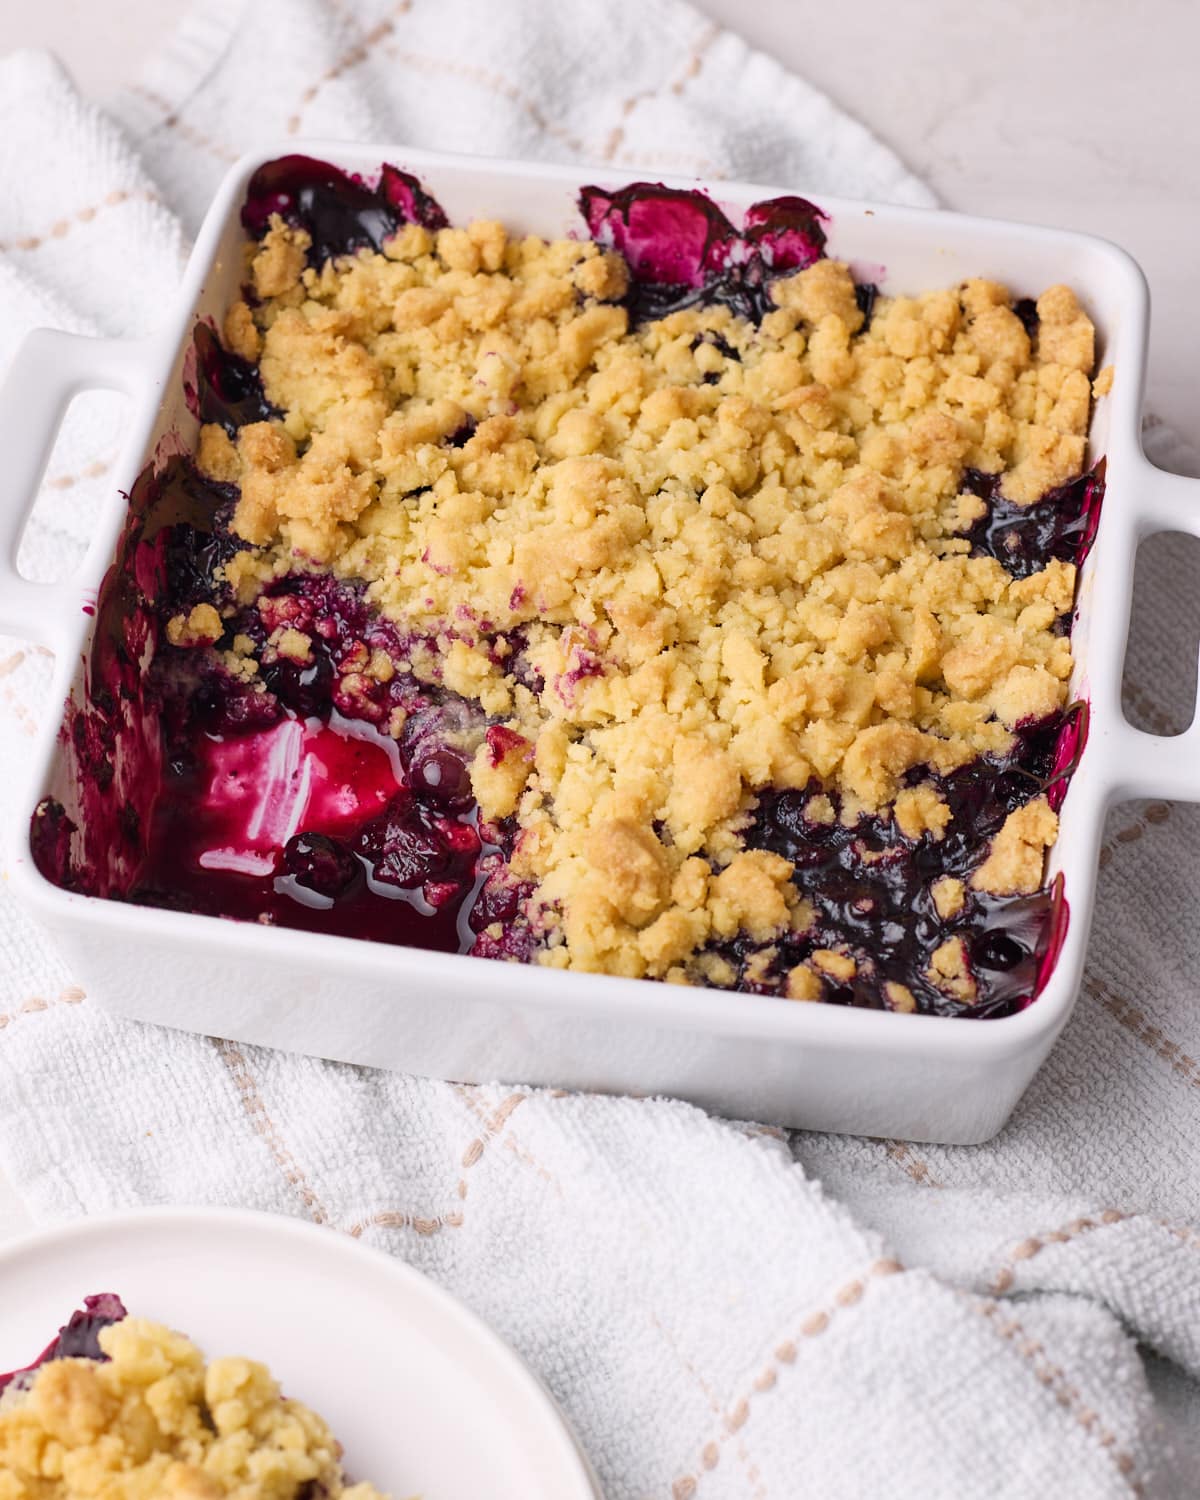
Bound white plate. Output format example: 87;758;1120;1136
0;1207;601;1499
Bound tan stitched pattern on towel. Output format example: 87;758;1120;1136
213;1037;330;1223
973;1296;1141;1494
669;1259;905;1498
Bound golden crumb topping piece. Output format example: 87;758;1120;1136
927;936;978;1004
786;964;824;1001
884;980;918;1013
0;1319;386;1499
223;299;262;362
166;603;223;648
971;795;1059;895
201;220;1097;977
930;875;966;920
811;948;857;983
251;215;311;300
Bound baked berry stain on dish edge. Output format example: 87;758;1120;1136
32;156;1101;1018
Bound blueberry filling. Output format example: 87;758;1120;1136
279;831;364;903
29;798;78;893
30;167;1102;1016
579;182;826;324
960;462;1105;579
45;454;509;954
854;281;878;330
1012;296;1040;339
186;323;279;436
241;154;447;266
690;330;742;384
738;713;1080;1018
0;1295;127;1396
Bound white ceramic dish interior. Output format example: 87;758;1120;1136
3;142;1199;1146
0;1206;600;1498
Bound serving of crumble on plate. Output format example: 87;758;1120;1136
0;1209;597;1499
33;155;1111;1018
0;1296;389;1499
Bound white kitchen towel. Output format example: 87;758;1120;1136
2;3;1200;1495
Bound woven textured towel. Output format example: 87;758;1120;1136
3;3;1200;1494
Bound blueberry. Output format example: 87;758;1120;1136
281;832;361;900
468;869;526;932
364;805;449;888
973;931;1026;971
259;650;334;719
355;793;410;861
410;746;473;808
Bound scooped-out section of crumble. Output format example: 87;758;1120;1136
33;157;1111;1015
0;1299;387;1499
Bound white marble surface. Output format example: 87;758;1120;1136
0;0;1195;1238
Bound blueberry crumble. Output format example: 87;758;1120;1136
0;1297;387;1497
33;155;1113;1016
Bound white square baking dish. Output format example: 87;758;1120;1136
4;141;1197;1146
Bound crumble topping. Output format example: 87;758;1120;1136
928;935;979;1004
165;603;223;649
930;875;966;920
0;1318;384;1499
191;212;1092;983
970;794;1059;895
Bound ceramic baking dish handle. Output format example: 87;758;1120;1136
0;329;148;652
1107;462;1200;802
